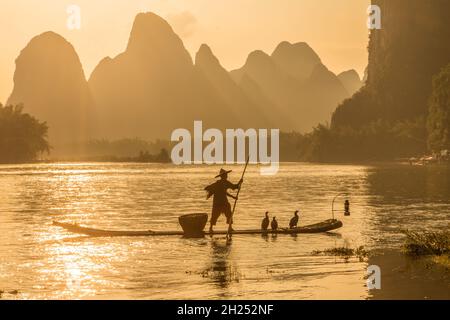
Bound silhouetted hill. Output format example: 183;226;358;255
337;70;362;96
283;0;450;162
7;32;95;146
231;50;296;129
301;64;350;128
194;44;270;128
271;41;321;82
8;12;361;147
231;42;350;132
332;0;450;128
89;12;237;139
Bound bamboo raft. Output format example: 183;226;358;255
53;219;343;238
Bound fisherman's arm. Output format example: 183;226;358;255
228;179;243;190
227;192;238;200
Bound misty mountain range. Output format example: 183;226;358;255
7;12;362;146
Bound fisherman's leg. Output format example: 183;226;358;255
210;209;220;232
225;203;234;231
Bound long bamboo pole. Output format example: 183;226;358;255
227;156;250;239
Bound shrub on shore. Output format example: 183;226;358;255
404;230;450;256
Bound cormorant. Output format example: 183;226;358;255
261;211;270;230
289;210;299;228
271;217;278;230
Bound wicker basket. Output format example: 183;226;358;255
178;213;208;237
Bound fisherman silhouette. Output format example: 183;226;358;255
271;217;278;231
205;168;243;233
261;211;270;230
289;210;299;228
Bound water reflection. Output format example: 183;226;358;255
366;165;450;202
0;163;448;299
367;250;450;300
365;164;450;247
204;239;241;291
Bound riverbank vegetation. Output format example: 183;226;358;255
404;230;450;256
403;230;450;270
280;119;427;162
0;104;49;163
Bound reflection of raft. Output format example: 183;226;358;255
53;219;342;238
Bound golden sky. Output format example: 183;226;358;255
0;0;370;103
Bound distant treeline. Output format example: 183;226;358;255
85;138;170;159
280;119;427;162
50;138;172;163
70;148;171;163
0;104;49;163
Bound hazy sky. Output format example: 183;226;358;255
0;0;370;103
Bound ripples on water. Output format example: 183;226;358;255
0;163;448;299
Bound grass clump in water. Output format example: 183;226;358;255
312;246;368;261
403;230;450;256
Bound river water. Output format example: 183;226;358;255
0;162;448;299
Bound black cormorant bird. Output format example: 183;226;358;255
261;211;270;230
271;217;278;230
289;210;299;228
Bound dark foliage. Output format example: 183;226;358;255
332;0;450;129
0;104;49;163
280;117;427;162
427;63;450;152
